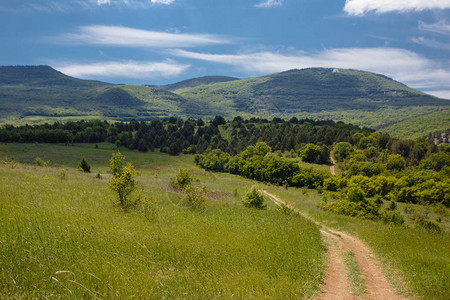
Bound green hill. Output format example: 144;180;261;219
380;108;450;139
176;68;448;115
0;66;448;135
0;66;185;123
160;75;239;91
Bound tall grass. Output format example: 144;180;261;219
0;147;325;298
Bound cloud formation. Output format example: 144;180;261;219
56;25;231;48
344;0;450;16
255;0;284;8
55;60;189;79
419;21;450;35
171;47;450;97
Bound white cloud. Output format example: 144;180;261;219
412;36;450;50
54;60;190;79
255;0;284;8
344;0;450;16
56;25;231;48
97;0;110;5
419;21;450;35
171;47;450;97
150;0;174;4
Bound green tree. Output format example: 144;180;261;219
109;151;136;208
78;156;91;173
300;143;322;163
333;142;353;162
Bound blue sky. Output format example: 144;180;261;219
1;0;450;98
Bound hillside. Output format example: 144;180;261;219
380;108;450;139
176;68;448;114
0;66;448;134
160;75;239;91
0;66;186;122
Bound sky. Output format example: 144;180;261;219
1;0;450;99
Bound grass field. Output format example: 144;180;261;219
0;144;325;298
1;143;449;299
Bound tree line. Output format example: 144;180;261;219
0;116;372;156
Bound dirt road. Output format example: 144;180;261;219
262;190;406;300
329;152;336;176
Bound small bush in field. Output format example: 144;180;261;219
242;187;266;209
109;151;137;208
78;156;91;173
34;157;49;167
170;168;193;190
59;168;67;179
184;185;206;210
380;211;405;225
139;196;159;221
414;218;442;233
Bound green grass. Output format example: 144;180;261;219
344;251;367;295
265;187;450;300
0;144;325;298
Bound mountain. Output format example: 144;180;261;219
0;66;448;135
175;68;448;116
160;75;239;91
0;66;185;122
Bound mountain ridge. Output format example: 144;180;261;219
0;65;448;137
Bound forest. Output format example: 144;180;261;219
0;116;372;155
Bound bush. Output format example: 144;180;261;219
242;187;266;209
184;186;206;210
139;196;159;221
78;156;91;173
414;219;442;233
170;168;193;190
34;157;49;167
109;151;137;208
346;186;366;203
380;211;405;225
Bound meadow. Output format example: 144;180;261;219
0;143;449;299
0;143;325;299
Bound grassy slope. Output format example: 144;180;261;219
1;143;449;299
0;144;324;299
380;108;450;139
161;75;240;91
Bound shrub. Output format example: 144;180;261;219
34;157;49;167
414;219;442;233
78;156;91;173
346;186;366;203
109;151;137;208
380;211;405;225
170;168;193;190
184;185;206;210
242;187;266;209
139;196;159;221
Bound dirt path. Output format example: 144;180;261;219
262;191;406;300
329;152;336;176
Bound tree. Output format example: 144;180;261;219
300;143;322;163
78;156;91;173
333;142;353;162
109;151;136;208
